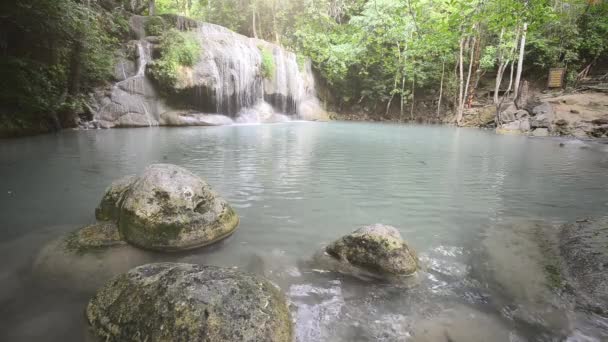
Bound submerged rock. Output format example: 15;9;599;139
480;222;573;334
409;305;518;342
117;164;239;251
86;263;293;342
560;217;608;316
323;224;419;279
32;223;151;291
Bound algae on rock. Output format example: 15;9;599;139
86;263;293;342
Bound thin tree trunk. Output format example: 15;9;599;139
149;0;155;16
410;76;415;120
463;36;476;110
457;37;465;124
513;22;527;99
400;74;406;121
493;28;505;104
437;60;445;117
494;62;506;104
252;6;258;38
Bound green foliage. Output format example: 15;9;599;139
148;29;201;90
0;0;127;128
259;47;275;79
145;16;168;36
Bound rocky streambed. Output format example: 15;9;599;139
27;161;608;341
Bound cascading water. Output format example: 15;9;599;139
88;15;326;128
189;22;325;122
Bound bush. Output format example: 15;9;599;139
145;16;167;36
148;29;201;90
259;46;275;79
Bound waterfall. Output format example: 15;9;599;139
89;16;326;128
191;22;322;121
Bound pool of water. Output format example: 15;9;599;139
1;122;607;341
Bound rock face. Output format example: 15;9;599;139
325;224;418;278
86;263;293;342
87;15;327;128
560;217;608;316
98;164;239;251
496;92;608;138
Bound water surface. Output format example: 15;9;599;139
1;122;607;341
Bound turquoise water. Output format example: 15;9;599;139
1;122;607;340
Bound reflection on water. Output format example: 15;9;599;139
1;122;607;341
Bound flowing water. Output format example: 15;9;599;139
1;122;608;341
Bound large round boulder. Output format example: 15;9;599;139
95;174;137;221
324;224;419;279
116;164;239;251
86;263;293;342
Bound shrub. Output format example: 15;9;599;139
145;16;167;36
148;29;201;90
259;46;275;79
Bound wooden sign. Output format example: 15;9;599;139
548;68;565;88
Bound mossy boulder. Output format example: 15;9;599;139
115;164;239;251
95;174;137;221
324;224;419;279
86;263;293;342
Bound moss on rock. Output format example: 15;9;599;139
86;263;293;342
95;174;137;221
114;164;239;251
64;222;125;254
325;224;419;279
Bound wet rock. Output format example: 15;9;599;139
324;224;419;279
95;174;137;221
560;217;608;316
32;223;151;291
530;102;554;129
532;128;549;137
496;118;530;134
480;222;572;333
409;305;518;342
118;164;239;251
159;111;234;126
498;103;518;123
86;263;293;342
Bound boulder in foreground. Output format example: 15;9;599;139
325;224;419;279
86;263;293;342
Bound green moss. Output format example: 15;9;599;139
64;223;125;255
259;46;275;79
145;16;167;36
296;54;307;72
148;29;201;91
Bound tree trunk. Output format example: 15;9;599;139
513;22;527;99
468;33;482;107
457;37;465;124
149;0;155;16
463;36;476;111
410;76;415;121
252;5;258;38
67;40;83;95
437;60;445;117
494;61;506;104
400;74;406;121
